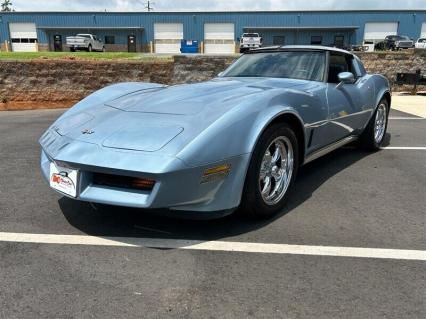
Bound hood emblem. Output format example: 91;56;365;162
81;128;95;135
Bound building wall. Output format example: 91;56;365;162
1;11;426;51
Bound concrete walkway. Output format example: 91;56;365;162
392;95;426;118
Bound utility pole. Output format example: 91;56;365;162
144;1;154;12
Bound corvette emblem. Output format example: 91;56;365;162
81;129;95;135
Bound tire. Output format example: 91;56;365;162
102;46;106;52
70;48;75;52
87;45;92;52
359;98;389;150
240;123;299;218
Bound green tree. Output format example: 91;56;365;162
1;0;13;12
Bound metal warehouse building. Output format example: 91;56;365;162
0;10;426;53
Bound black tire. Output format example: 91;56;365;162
102;46;106;52
87;45;92;52
359;98;389;150
70;48;75;52
240;123;299;218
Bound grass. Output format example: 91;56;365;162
0;51;174;62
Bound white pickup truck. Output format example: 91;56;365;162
239;33;263;53
415;38;426;49
66;34;105;52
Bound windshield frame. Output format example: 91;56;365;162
220;49;330;83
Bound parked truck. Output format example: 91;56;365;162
239;33;262;53
66;34;105;52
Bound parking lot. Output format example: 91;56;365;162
0;105;425;318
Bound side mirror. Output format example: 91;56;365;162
338;72;355;84
336;72;355;89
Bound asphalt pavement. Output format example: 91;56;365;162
0;108;425;319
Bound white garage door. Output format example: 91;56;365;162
421;22;426;38
154;23;183;54
204;23;235;54
364;22;398;42
9;23;38;52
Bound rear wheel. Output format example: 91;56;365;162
240;123;299;218
360;99;389;150
87;45;92;52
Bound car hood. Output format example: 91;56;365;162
52;77;311;155
105;77;305;115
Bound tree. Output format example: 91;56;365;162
1;0;13;12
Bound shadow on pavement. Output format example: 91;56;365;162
59;136;390;242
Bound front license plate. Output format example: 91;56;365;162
49;162;78;198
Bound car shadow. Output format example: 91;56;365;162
59;133;391;242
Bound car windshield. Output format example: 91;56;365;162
221;51;326;82
77;34;91;39
400;36;410;40
243;33;259;37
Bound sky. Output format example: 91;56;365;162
8;0;426;12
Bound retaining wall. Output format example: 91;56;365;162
0;51;425;110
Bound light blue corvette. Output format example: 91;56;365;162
40;46;391;218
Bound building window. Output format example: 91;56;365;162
105;36;115;44
11;38;37;43
311;36;322;45
273;36;285;45
334;35;344;48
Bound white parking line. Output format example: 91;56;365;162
389;117;425;120
381;147;426;150
0;232;425;261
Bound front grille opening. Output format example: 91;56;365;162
93;173;155;191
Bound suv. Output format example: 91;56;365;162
383;35;414;50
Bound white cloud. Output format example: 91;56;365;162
11;0;426;11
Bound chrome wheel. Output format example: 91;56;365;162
259;136;294;206
374;103;387;144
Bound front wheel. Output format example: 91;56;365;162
359;99;389;150
240;123;299;218
87;45;92;52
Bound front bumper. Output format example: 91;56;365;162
40;130;250;214
240;44;261;49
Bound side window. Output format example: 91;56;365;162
353;57;367;77
328;53;355;84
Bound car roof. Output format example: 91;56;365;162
249;45;354;55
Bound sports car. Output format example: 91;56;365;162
40;46;391;218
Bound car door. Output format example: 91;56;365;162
325;52;374;144
92;36;101;50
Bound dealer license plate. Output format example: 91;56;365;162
49;162;78;198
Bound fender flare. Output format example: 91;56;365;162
250;108;306;151
243;106;306;174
